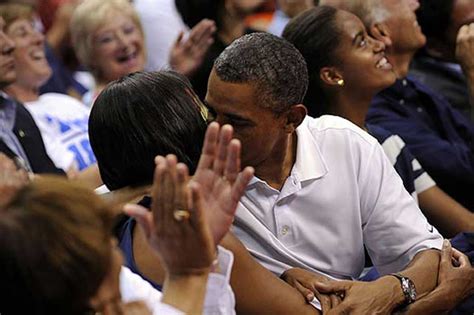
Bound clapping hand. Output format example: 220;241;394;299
125;122;253;274
169;19;216;77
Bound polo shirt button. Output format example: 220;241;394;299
402;79;407;86
399;99;405;105
281;225;290;235
417;107;423;113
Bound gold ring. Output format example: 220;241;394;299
173;209;190;221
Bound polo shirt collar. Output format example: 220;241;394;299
292;116;328;182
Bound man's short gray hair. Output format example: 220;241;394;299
213;32;309;113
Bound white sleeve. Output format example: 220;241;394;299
120;266;183;315
359;141;443;275
120;246;236;315
203;246;236;315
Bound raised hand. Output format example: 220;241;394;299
191;122;254;246
169;19;216;77
125;155;215;275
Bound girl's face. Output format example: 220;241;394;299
330;11;396;94
91;12;145;84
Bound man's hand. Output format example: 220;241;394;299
280;267;341;312
402;240;474;314
313;276;404;314
456;23;474;75
169;19;216;77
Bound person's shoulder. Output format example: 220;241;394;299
305;115;378;146
39;93;90;111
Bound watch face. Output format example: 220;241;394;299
408;281;417;301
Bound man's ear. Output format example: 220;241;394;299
320;67;344;87
370;22;392;47
284;104;307;133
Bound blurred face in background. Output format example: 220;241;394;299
228;0;266;15
6;17;51;89
0;17;16;88
278;0;314;18
91;11;145;84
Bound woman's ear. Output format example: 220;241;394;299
320;67;344;87
284;104;307;133
370;23;392;48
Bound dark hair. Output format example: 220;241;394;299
214;32;308;113
416;0;454;40
89;71;207;191
0;176;113;315
175;0;223;28
283;6;341;117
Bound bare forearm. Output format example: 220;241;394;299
418;186;474;238
221;233;320;315
162;272;210;314
400;249;440;298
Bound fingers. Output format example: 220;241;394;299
223;139;241;183
330;293;342;309
187;19;216;48
452;248;471;268
441;239;452;266
314;290;332;313
123;204;153;238
293;281;315;302
197;122;220;170
213;125;233;176
314;279;350;294
174;31;184;46
230;166;254;208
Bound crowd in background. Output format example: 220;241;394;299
0;0;473;314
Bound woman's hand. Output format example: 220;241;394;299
191;122;254;246
125;154;215;275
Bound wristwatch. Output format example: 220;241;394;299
390;273;417;307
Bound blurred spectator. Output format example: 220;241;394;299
267;0;316;36
175;0;265;99
133;0;188;71
71;0;214;105
411;0;474;121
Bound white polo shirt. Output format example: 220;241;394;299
233;115;443;280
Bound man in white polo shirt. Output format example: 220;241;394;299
205;32;446;314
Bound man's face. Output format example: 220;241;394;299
381;0;426;53
0;17;16;88
205;70;290;169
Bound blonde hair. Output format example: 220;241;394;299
70;0;143;75
0;3;34;29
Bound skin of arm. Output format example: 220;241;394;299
456;23;474;118
69;164;103;189
311;249;441;314
133;229;320;315
403;240;474;315
418;186;474;238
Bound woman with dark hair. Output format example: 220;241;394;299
283;5;474;238
89;70;325;314
174;0;265;99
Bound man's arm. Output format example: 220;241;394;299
418;186;474;237
456;23;474;121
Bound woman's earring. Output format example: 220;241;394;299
337;79;345;87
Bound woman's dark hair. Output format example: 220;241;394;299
0;177;113;315
283;6;342;117
175;0;224;28
89;71;207;191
